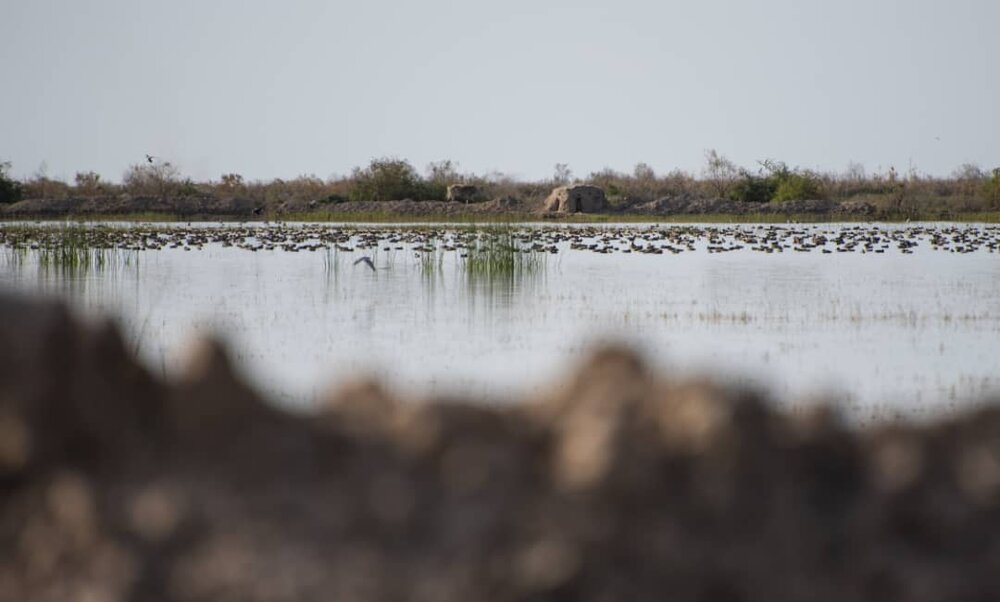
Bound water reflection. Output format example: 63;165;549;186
1;222;998;418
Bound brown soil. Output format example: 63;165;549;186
0;194;882;219
0;195;543;219
1;293;998;601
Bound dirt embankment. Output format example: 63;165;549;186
0;195;539;219
0;194;881;219
1;293;999;601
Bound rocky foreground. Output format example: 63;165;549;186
1;294;999;601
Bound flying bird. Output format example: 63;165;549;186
145;154;155;164
353;256;376;272
252;206;264;216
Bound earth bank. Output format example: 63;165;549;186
0;293;998;600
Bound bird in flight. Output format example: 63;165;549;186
353;256;376;272
145;154;155;164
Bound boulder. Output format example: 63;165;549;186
543;185;608;213
446;184;482;204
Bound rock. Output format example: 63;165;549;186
543;185;608;213
1;292;1000;600
446;184;482;204
482;195;521;211
839;199;877;215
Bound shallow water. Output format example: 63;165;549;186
2;221;998;420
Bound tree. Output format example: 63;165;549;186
702;149;738;198
220;173;244;189
632;162;657;201
843;161;866;182
0;161;23;204
983;167;1000;208
553;163;573;185
424;160;461;200
425;160;461;184
952;163;986;198
123;161;183;196
75;171;102;196
349;157;426;202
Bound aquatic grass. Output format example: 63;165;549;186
461;224;546;281
417;237;444;277
0;223;139;275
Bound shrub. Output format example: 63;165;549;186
219;173;244;190
586;168;626;200
728;160;825;203
703;149;739;198
74;171;103;196
323;193;349;204
552;163;573;185
983;168;1000;208
123;161;183;196
772;171;825;202
424;160;462;201
729;170;776;203
0;162;22;204
348;158;428;202
21;177;71;200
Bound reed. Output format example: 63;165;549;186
461;224;545;280
417;238;444;276
0;224;139;275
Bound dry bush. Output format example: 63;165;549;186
425;160;462;185
657;169;698;197
586;166;698;206
20;176;71;200
123;162;185;196
73;171;105;197
214;173;246;197
552;163;573;185
702;149;739;198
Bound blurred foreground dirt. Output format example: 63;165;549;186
1;293;999;601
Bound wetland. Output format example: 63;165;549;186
1;220;997;420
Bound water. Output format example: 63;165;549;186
2;221;998;420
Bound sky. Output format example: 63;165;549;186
1;0;998;183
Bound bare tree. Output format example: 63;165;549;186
553;163;573;185
702;149;738;198
123;161;183;196
426;160;461;184
74;171;102;197
632;162;657;201
844;161;866;182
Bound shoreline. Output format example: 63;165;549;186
2;193;999;224
2;211;999;225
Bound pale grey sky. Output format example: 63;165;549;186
1;0;997;183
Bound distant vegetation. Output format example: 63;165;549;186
3;153;1000;217
0;162;23;204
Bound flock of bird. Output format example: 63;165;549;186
1;223;998;258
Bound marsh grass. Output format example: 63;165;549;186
418;242;444;276
461;225;546;281
1;224;139;275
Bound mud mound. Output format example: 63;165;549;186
1;293;999;601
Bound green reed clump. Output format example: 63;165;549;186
462;225;545;279
417;238;444;276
